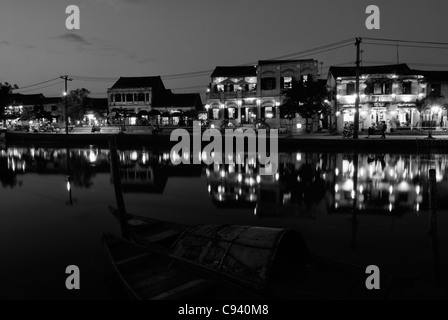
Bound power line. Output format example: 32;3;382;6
364;42;448;50
67;38;356;82
14;77;60;90
15;81;65;93
255;38;355;61
363;37;448;46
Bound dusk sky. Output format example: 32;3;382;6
1;0;448;99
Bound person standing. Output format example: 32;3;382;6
381;121;387;139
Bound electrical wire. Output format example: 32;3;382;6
13;77;60;90
363;37;448;46
16;81;65;93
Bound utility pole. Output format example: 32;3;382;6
60;75;73;135
353;38;362;139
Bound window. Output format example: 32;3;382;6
126;93;134;102
51;105;58;112
146;93;150;101
374;83;383;94
364;83;373;95
346;83;355;95
138;93;145;102
402;82;412;94
261;77;276;90
212;108;220;119
264;107;274;119
110;95;114;102
228;108;236;119
224;84;234;92
384;82;392;94
217;85;224;92
115;94;122;102
281;76;293;89
301;75;309;84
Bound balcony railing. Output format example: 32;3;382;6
338;93;420;105
206;90;258;100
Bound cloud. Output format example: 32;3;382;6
52;33;91;46
0;41;36;49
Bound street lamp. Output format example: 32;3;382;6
427;105;440;139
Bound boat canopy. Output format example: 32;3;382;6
169;224;308;285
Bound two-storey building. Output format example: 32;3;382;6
328;64;428;132
107;76;168;124
206;66;258;128
205;60;319;130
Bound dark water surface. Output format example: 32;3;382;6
1;145;447;299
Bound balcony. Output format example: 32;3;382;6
338;94;420;105
206;90;258;100
109;101;149;107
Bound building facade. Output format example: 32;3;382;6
107;76;167;124
108;76;203;126
205;60;319;130
328;64;448;132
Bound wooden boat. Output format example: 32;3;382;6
108;207;391;299
109;205;187;250
102;232;265;300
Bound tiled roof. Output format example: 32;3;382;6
329;64;412;78
10;93;45;105
88;98;108;111
412;69;448;82
258;59;315;66
211;66;257;77
43;97;62;104
110;76;166;90
154;93;202;109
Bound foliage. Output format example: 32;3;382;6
0;82;19;120
279;76;328;132
60;88;91;123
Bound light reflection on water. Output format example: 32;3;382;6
0;146;447;298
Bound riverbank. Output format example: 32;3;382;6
5;130;448;153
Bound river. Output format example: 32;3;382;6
1;145;447;299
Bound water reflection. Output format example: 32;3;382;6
2;147;448;217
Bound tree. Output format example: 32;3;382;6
0;82;19;125
416;91;447;128
60;88;91;124
279;76;328;133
